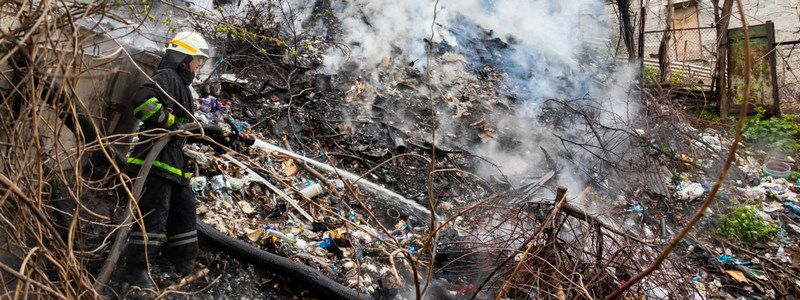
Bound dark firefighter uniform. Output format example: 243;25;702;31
124;50;198;271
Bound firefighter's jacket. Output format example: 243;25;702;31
125;53;195;184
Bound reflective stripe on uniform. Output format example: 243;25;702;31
164;113;176;128
166;230;197;247
127;157;191;179
139;103;163;121
133;97;159;115
166;237;198;247
167;231;197;241
131;232;166;239
130;240;161;246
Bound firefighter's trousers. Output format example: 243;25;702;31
126;175;197;264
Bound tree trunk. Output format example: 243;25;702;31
638;0;649;88
618;0;635;60
658;0;675;85
638;0;649;60
717;0;735;118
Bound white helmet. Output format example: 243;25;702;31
165;31;209;58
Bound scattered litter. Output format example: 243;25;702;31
724;270;748;283
299;182;324;199
238;201;255;215
762;201;783;212
785;202;800;214
185;148;211;169
191;176;207;195
209;174;229;190
626;202;644;213
676;182;705;200
229;177;248;191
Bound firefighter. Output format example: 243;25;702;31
121;31;210;288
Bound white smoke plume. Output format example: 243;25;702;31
324;0;639;198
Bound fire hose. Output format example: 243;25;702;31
93;124;367;299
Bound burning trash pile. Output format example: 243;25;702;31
5;0;800;298
181;96;430;294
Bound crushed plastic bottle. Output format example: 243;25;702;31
785;202;800;214
318;238;334;250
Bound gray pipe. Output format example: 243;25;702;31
251;139;433;218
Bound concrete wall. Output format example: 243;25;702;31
0;29;161;172
73;33;162;145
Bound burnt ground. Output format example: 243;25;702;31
106;250;315;299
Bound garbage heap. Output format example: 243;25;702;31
614;105;800;299
186;96;426;294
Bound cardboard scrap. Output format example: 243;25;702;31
724;270;748;283
282;159;298;176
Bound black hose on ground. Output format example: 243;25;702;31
196;221;369;300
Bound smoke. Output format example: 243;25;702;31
323;0;640;202
321;1;435;72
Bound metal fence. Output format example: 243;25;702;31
774;43;800;110
642;27;719;86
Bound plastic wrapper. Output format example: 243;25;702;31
191;176;208;195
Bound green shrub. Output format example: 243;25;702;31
716;206;778;243
698;109;721;125
643;65;657;84
670;70;684;85
732;107;800;154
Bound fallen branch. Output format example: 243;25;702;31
561;203;653;246
223;153;314;222
165;268;210;291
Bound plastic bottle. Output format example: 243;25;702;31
300;182;324;199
